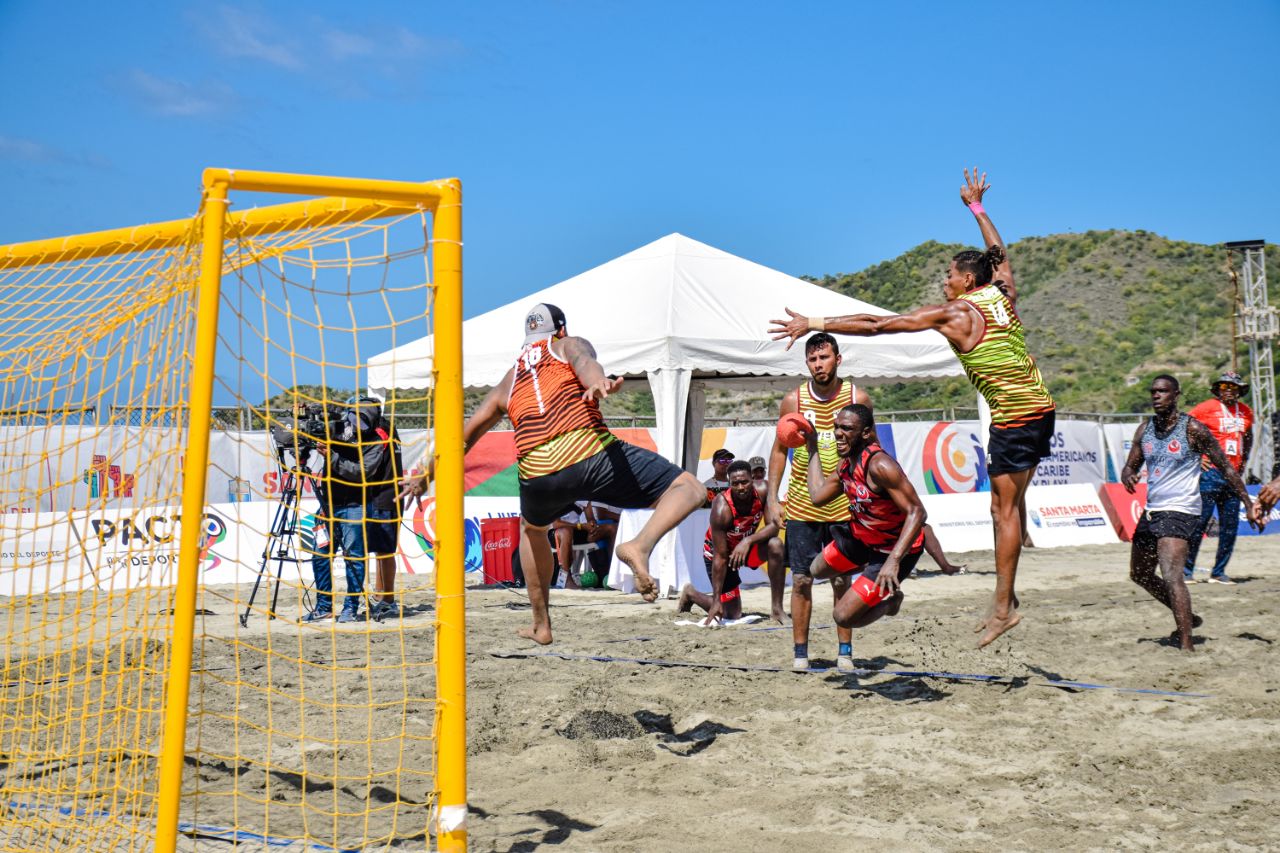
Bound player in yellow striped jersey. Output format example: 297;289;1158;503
767;332;872;669
770;168;1053;649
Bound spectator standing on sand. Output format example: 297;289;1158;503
1185;371;1253;585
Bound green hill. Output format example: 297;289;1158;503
808;231;1280;414
450;230;1277;423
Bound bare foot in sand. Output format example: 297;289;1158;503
517;624;553;645
977;611;1022;648
975;593;1021;633
676;584;695;613
615;541;659;602
770;607;791;626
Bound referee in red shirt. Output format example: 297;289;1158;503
1185;371;1253;584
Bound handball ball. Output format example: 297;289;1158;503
776;412;813;449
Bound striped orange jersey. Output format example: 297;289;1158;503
507;337;615;479
784;380;855;523
953;284;1055;427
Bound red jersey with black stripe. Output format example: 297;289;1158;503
703;490;765;560
507;337;614;478
838;445;924;554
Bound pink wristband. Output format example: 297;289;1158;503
968;202;985;216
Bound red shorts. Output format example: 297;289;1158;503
820;535;921;607
702;540;768;569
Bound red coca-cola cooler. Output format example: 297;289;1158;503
480;516;521;585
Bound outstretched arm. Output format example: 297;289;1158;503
1188;418;1261;527
769;302;972;351
960;167;1017;302
1259;475;1280;517
399;368;512;499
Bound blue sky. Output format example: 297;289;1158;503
3;0;1279;323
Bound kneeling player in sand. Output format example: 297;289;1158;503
804;404;926;637
678;459;786;624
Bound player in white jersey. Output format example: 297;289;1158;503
1121;375;1260;651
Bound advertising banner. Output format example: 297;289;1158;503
890;421;990;495
919;492;994;553
1232;485;1280;539
1030;419;1107;487
1098;483;1145;541
1103;422;1144;484
1023;484;1119;547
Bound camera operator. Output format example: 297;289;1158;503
317;397;402;623
272;401;342;622
369;409;405;619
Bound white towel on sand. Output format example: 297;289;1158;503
672;614;764;628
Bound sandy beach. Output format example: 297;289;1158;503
465;535;1279;852
4;535;1278;851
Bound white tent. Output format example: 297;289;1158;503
367;233;964;467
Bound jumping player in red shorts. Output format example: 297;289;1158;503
803;404;927;634
678;459;785;623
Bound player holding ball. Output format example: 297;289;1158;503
767;332;874;671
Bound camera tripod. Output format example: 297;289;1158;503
240;452;310;628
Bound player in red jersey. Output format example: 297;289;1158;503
803;404;927;634
677;459;785;623
401;303;705;644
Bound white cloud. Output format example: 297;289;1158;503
0;135;111;169
210;5;304;70
123;69;238;117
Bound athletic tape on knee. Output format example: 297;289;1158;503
719;587;741;603
852;575;890;607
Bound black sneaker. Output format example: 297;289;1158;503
336;607;365;623
370;601;405;621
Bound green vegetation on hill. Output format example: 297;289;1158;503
810;231;1280;414
438;230;1276;423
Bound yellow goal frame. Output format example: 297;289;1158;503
0;169;468;851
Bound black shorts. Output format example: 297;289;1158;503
987;409;1056;476
365;507;399;554
519;440;684;528
824;524;922;580
1133;510;1200;546
785;520;836;576
703;556;743;595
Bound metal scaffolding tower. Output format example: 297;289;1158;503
1226;240;1276;482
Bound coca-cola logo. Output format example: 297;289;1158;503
484;537;512;551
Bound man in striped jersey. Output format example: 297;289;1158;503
767;332;874;669
401;303;705;644
770;169;1052;648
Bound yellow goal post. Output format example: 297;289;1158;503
0;170;467;851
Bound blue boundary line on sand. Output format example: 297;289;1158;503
4;800;362;851
489;651;1211;699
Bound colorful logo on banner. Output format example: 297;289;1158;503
921;422;988;494
198;512;228;572
83;454;135;499
410;497;486;573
